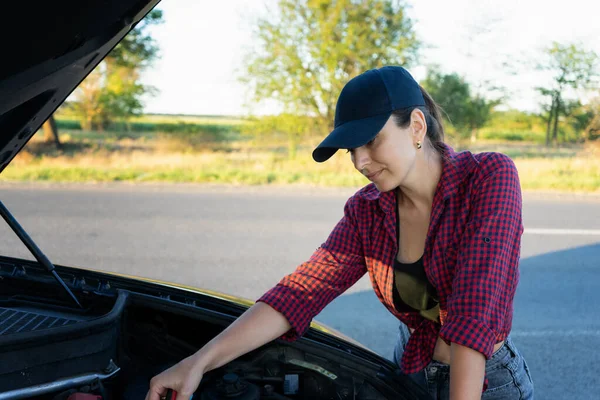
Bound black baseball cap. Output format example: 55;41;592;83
312;66;425;162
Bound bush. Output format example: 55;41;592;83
478;130;545;142
55;118;242;142
55;119;82;130
108;121;239;137
485;110;546;132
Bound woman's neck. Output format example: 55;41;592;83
397;149;443;209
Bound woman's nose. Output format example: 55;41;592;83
352;147;370;171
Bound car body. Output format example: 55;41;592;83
0;1;431;399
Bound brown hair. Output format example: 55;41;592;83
391;85;446;157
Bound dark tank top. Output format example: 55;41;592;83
393;211;440;323
392;256;440;322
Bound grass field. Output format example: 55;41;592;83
2;116;599;193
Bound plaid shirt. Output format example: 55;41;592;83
258;144;523;376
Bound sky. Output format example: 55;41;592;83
140;0;600;116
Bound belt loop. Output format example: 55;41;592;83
504;336;517;358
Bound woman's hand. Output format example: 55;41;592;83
145;354;205;400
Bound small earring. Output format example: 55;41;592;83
416;141;422;149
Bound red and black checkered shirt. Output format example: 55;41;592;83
258;144;523;376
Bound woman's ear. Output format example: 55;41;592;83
410;109;427;141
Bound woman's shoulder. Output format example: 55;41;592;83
443;148;521;203
452;149;518;182
473;150;517;171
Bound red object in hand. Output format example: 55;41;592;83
67;394;102;400
166;389;178;400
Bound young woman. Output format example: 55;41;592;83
146;66;534;400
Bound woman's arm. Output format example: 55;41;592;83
450;343;485;400
146;302;292;400
192;302;292;373
439;154;524;395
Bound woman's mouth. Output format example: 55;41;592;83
365;170;383;181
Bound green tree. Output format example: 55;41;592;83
68;9;163;130
422;68;470;129
465;95;499;142
536;42;599;146
241;0;420;156
422;67;498;143
106;9;163;69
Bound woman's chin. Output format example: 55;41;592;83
372;180;394;193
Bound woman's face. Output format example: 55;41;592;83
349;111;426;192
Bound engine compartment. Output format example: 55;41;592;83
118;341;391;400
112;297;412;400
0;261;429;400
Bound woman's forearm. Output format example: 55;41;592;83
449;343;485;400
191;302;292;374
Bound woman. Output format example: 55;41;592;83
145;66;534;400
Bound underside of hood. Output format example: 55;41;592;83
0;0;161;173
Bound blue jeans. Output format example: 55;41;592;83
393;323;534;399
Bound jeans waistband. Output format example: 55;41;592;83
421;338;517;374
485;336;517;370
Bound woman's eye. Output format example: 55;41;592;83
347;135;377;154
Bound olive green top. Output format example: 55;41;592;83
393;256;440;323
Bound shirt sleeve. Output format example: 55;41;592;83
257;195;367;341
439;154;524;358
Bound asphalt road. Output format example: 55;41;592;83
1;183;599;399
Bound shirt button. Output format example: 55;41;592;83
430;367;437;373
484;237;491;243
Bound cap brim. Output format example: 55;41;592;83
312;112;391;162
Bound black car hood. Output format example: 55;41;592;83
0;0;160;173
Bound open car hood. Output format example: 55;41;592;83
0;0;160;173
